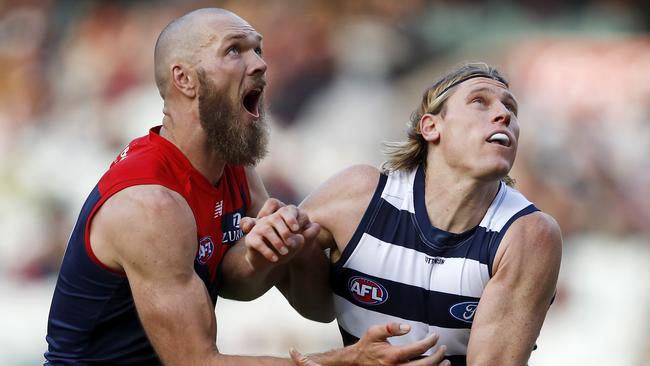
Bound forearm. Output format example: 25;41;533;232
466;312;541;365
277;244;334;322
309;346;356;366
209;354;293;366
219;244;285;300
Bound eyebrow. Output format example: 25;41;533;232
222;33;263;42
468;87;518;109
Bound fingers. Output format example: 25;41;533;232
261;213;294;255
364;323;411;343
401;345;447;366
251;205;311;257
246;232;280;262
302;222;321;243
393;332;440;361
245;199;320;265
240;217;256;234
289;348;322;366
256;198;285;218
276;205;302;232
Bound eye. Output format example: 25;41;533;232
471;96;486;105
254;46;263;56
503;102;518;115
227;46;240;55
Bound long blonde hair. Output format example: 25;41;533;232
382;62;515;186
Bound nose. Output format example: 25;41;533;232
247;52;267;76
492;103;511;126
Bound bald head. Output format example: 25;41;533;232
153;8;248;99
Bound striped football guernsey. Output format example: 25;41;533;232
331;164;538;365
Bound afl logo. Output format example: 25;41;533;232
449;301;479;323
348;276;388;305
197;236;214;264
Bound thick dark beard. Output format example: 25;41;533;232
197;70;269;166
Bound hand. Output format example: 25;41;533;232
291;323;449;366
241;199;320;268
351;323;449;366
290;348;322;366
241;198;286;231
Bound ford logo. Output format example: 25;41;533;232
449;301;479;323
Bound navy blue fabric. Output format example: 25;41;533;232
332;165;540;363
367;199;497;264
44;186;161;365
486;203;538;276
338;325;359;346
334;173;388;270
333;268;479;328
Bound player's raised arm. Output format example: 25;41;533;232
466;212;562;365
91;185;241;365
219;167;322;302
290;165;383;320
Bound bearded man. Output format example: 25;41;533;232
43;8;447;366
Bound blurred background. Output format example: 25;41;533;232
0;0;649;365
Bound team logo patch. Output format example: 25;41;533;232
197;236;214;264
449;301;479;323
348;276;388;305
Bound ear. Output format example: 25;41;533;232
170;64;197;99
419;113;440;143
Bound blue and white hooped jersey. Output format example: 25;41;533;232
331;164;538;365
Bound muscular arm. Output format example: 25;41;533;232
300;165;380;254
466;212;562;365
221;165;380;322
220;167;331;323
90;185;291;366
289;165;381;321
219;167;321;302
219;167;280;300
91;182;447;366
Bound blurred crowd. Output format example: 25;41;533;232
0;0;648;278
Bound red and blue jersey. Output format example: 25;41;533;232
44;126;250;365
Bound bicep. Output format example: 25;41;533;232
467;212;562;365
299;164;380;252
101;186;219;365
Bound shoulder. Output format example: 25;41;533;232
300;164;381;216
92;185;197;272
101;142;180;192
107;185;192;220
493;210;562;276
300;165;382;250
507;211;562;251
113;185;195;241
304;164;381;205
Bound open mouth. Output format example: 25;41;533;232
487;132;511;147
242;89;262;117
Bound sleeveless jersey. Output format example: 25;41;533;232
44;126;250;365
331;165;538;366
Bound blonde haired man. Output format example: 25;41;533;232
256;63;562;365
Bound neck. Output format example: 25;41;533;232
422;165;500;234
159;113;225;186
